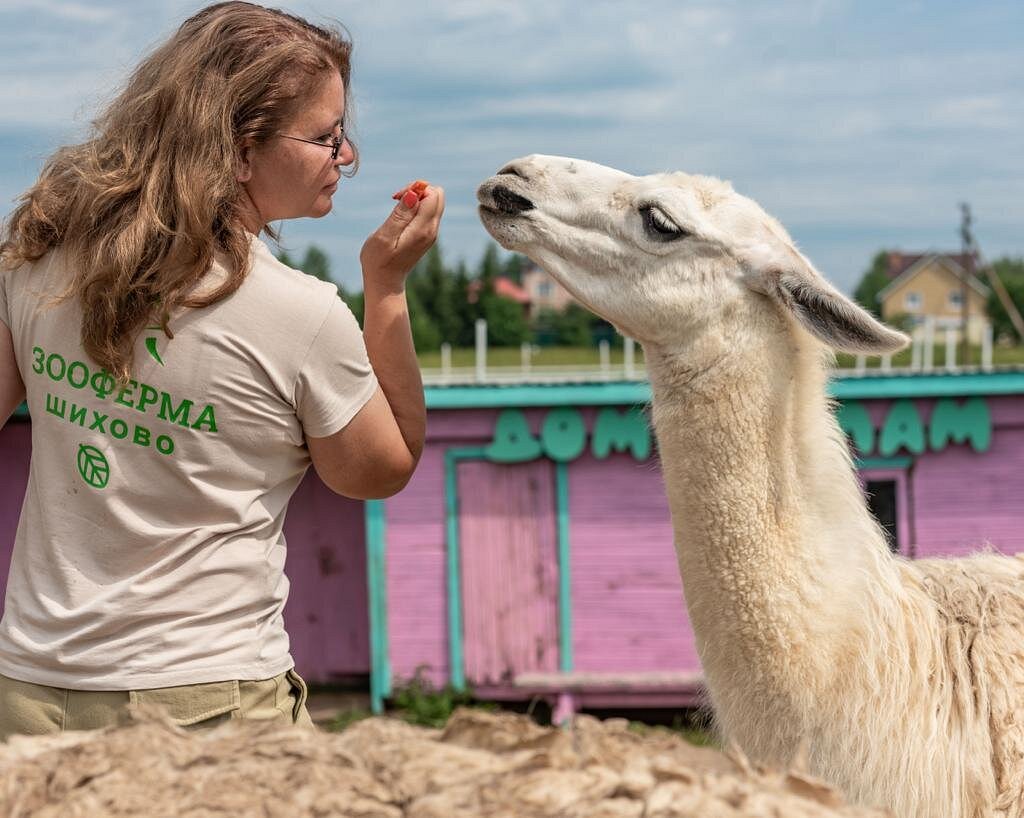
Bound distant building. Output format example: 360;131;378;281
467;276;532;313
521;263;576;318
877;252;990;343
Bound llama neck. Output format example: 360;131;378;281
644;335;901;694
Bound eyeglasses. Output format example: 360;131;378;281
277;128;345;162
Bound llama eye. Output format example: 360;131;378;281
640;206;688;241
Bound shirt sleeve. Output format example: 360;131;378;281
293;297;378;438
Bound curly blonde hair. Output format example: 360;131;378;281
0;1;356;383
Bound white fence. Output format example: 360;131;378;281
420;317;1005;386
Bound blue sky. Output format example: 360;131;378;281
0;0;1021;295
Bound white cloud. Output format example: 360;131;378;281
2;0;118;23
0;0;1020;296
931;94;1015;129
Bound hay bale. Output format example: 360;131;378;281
0;706;891;817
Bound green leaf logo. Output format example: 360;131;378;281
144;326;167;366
77;444;110;489
145;336;164;366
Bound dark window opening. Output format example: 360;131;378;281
865;479;899;553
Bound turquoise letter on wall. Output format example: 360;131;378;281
484;409;542;462
592;407;650;461
879;399;926;457
541;408;587;462
836;401;874;455
929;397;992;453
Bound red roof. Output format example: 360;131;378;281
886;251;977;279
495;276;531;304
467;276;531;305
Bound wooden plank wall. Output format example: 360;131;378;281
386;413;500;688
568;451;697;673
0;422;30;595
281;471;369;681
386;407;698;688
386;397;1024;690
457;459;560;685
911;396;1024;557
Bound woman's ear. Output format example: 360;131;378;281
236;142;254;184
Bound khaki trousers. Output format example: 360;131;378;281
0;669;314;741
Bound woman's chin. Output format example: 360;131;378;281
309;197;334;218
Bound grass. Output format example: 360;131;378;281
417;344;1024;370
323;672;495;733
417;344;645;369
323;674;716;750
326;706;374;732
627;715;718;749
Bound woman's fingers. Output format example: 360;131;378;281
360;183;445;285
397;186;443;248
391;179;430;201
411;192;443;253
410;186;443;225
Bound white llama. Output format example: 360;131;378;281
477;155;1024;818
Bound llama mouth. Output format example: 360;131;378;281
492;185;534;214
479;183;534;216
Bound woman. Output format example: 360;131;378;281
0;1;441;735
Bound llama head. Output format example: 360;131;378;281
478;154;909;354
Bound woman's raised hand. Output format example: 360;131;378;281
359;182;445;292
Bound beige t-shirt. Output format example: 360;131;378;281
0;236;378;689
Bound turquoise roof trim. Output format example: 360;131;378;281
426;382;650;409
425;370;1024;409
10;370;1024;418
828;371;1024;400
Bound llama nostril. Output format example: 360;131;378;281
492;185;534;215
497;164;526;180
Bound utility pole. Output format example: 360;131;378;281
960;203;1024;348
959;203;972;364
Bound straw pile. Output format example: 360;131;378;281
0;707;891;817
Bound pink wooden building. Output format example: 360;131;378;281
1;370;1022;717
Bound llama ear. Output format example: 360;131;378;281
766;267;910;354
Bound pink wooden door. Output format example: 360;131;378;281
457;459;560;686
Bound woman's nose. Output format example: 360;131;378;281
335;138;355;167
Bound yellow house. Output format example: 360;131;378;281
877;253;990;343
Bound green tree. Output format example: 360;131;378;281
502;253;527;284
468;243;529;346
852;250;890;317
343;291;365;327
452;261;476;346
553;303;596;346
477;243;502;294
405;285;442;351
986;257;1024;343
482;294;530;346
277;244;349;297
300;246;331;282
409;244;460;344
530;307;560;347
